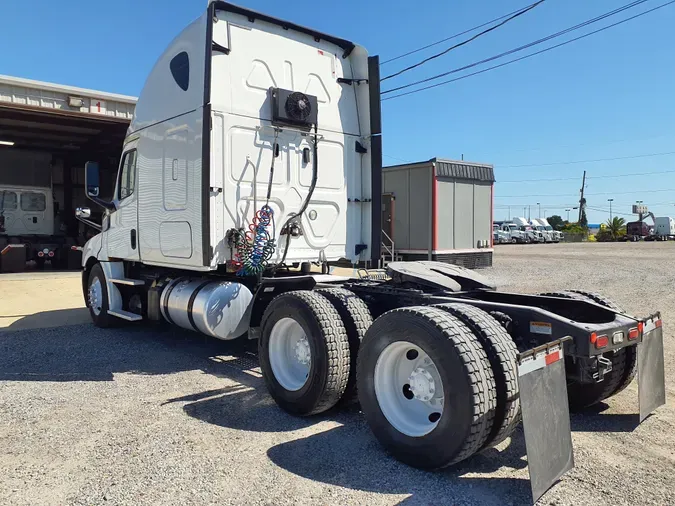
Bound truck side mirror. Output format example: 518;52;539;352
85;161;101;198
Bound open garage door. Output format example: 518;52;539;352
0;75;136;271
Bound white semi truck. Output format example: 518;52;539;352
512;217;544;243
0;184;68;268
532;218;561;243
654;217;675;241
77;3;665;502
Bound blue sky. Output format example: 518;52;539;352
1;0;674;224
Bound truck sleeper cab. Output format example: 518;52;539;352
77;3;665;503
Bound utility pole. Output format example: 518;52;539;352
523;206;526;218
608;198;614;220
578;170;586;222
508;206;511;220
537;202;541;219
565;208;571;221
528;205;531;221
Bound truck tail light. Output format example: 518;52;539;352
589;332;597;344
595;335;609;349
638;321;644;334
48;251;54;257
628;328;639;340
37;251;44;257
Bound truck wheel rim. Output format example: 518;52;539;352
374;341;445;437
269;317;311;392
88;277;103;316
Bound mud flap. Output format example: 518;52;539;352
639;313;666;422
517;337;574;504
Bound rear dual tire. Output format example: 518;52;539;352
258;291;350;416
356;306;500;469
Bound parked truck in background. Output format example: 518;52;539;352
512;217;544;243
0;184;69;269
538;218;562;242
654;216;675;241
495;221;529;243
74;2;665;502
529;218;555;243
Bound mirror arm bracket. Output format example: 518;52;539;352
88;196;116;211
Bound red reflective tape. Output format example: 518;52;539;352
0;245;9;255
545;350;560;365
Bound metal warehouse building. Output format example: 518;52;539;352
0;74;136;270
382;158;495;268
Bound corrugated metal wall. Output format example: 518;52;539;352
382;165;431;250
436;178;491;250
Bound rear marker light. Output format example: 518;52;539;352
590;332;597;344
628;328;639;340
638;321;644;334
595;335;609;349
655;319;662;328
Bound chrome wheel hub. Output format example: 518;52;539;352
88;277;103;316
409;367;436;402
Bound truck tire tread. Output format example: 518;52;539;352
357;306;496;468
316;287;373;404
435;303;521;448
259;290;350;416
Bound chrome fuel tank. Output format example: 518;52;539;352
160;278;253;340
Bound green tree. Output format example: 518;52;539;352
548;215;565;231
606;216;626;239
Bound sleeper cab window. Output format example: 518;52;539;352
170;51;190;91
119;150;138;200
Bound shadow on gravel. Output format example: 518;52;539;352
266;424;531;505
0;323;259;383
3;307;91;331
570;402;641;432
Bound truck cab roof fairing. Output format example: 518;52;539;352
210;2;356;57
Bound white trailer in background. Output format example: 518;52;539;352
654;217;675;241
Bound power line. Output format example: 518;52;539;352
382;0;649;94
381;2;543;65
383;154;414;163
498;168;675;183
381;0;673;101
380;1;546;82
500;150;675;168
497;187;675;198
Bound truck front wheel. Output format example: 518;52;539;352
87;263;113;328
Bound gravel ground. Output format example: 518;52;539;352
1;242;674;506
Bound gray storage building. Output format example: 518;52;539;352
382;158;494;268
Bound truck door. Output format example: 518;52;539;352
19;191;50;234
382;194;395;242
106;147;140;261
